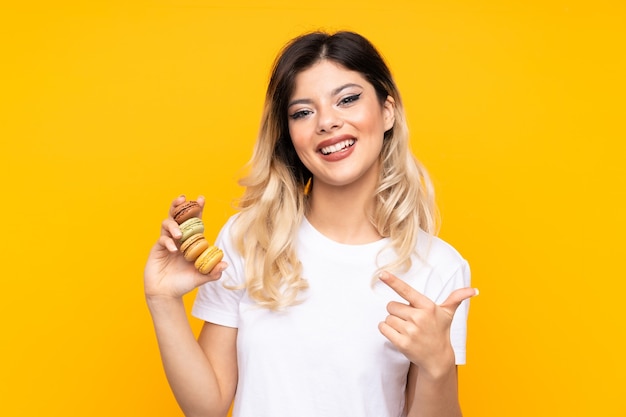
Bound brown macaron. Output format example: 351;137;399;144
194;246;224;274
180;233;209;262
172;200;202;225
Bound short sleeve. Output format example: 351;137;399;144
435;259;471;365
417;233;472;365
191;215;245;328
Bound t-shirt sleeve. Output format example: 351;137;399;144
191;216;245;328
435;259;471;365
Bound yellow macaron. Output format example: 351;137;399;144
194;246;224;274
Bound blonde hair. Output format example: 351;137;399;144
230;31;436;310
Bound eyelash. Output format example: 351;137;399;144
289;93;362;120
289;109;312;120
340;93;361;105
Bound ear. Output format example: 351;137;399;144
382;95;396;132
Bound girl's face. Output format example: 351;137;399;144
287;60;394;192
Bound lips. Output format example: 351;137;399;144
319;139;356;155
316;135;357;162
317;135;356;154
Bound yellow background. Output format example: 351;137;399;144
2;0;625;416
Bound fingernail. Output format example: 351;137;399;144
474;288;480;296
378;271;389;280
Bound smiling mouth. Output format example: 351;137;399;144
319;139;356;155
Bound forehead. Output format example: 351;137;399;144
291;60;370;95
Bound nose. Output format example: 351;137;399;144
316;107;342;133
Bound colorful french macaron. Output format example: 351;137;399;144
179;217;204;243
172;198;223;273
194;246;224;274
180;233;209;262
173;200;202;225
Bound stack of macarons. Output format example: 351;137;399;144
173;200;224;274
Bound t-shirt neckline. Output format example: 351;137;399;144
301;216;389;251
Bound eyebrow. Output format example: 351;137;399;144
287;83;363;108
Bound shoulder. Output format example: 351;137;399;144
213;213;241;246
420;230;465;262
409;231;471;303
416;230;469;278
212;213;245;282
217;213;240;235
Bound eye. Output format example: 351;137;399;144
339;93;362;106
289;109;313;120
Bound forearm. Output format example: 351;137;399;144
147;296;231;417
406;362;462;417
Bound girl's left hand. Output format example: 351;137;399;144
378;271;478;380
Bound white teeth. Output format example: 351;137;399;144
320;139;355;155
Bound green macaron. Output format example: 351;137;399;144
178;217;204;243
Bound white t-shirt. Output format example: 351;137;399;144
192;215;471;417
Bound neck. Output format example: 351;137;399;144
306;172;382;245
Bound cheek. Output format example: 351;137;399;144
350;109;385;135
288;124;308;154
287;125;319;172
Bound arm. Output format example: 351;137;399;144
378;271;477;417
145;196;237;417
404;363;461;417
147;298;237;417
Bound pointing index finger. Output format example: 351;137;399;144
379;271;432;308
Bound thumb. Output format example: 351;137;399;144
192;261;228;288
440;287;479;317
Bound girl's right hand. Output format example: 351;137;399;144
143;195;227;302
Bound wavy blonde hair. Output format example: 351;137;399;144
231;31;437;310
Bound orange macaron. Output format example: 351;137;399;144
180;233;210;262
